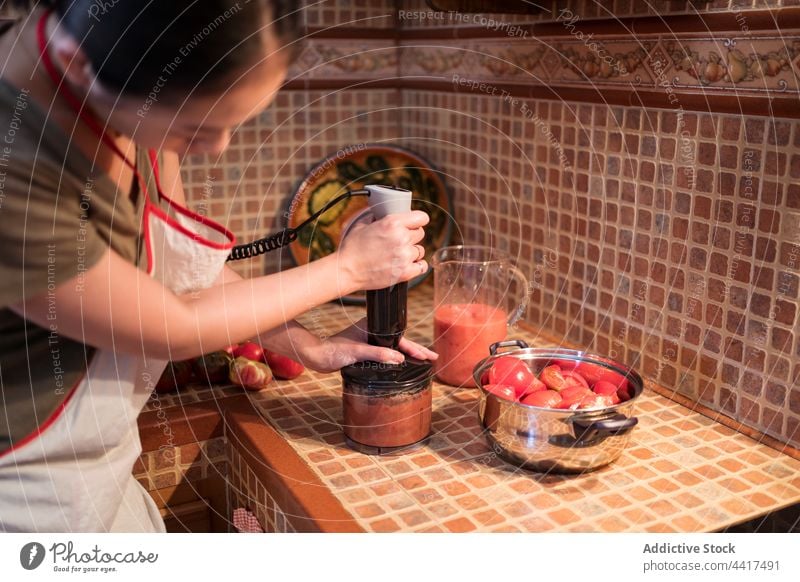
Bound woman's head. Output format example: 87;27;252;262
17;0;302;154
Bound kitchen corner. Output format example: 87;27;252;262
136;284;800;533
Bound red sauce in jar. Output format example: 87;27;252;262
341;357;433;452
343;384;432;448
433;303;508;386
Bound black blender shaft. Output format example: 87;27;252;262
366;282;408;350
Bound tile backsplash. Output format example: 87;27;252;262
399;92;799;448
390;1;799;448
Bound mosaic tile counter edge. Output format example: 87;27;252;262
227;286;800;533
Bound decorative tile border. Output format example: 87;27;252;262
664;37;799;89
270;2;800;118
285;23;800;100
288;39;398;82
398;34;800;99
137;395;234;454
398;0;795;28
277;17;800;117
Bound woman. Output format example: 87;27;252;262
0;1;435;532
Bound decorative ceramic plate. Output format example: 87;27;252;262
286;144;452;304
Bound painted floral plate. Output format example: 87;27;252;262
285;144;452;304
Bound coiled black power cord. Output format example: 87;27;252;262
227;188;370;262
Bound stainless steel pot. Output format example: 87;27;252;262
473;340;644;474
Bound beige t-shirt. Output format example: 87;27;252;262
0;77;160;451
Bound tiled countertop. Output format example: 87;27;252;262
223;285;800;532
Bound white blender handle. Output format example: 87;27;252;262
365;185;412;219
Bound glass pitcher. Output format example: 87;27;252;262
432;245;530;387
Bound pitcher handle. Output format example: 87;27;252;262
505;264;530;326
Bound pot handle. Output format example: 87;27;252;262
489;339;529;355
571;413;638;442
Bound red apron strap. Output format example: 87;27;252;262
147;149;164;201
148;149;160;181
37;9;231;246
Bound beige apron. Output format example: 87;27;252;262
0;155;235;532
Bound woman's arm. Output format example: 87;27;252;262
159;151;328;360
214;265;435;370
13;204;428;363
159;152;436;370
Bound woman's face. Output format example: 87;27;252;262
92;54;289;156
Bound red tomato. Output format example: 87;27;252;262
578;394;615;410
222;344;238;356
263;350;305;380
229;356;273;391
550;359;579;371
555;385;592;409
552;359;630;391
483;384;517;402
522;375;547;397
540;365;567;391
617;385;633;402
575;362;629;391
520;389;562;408
563;370;589;389
592;380;621;404
483;357;535;397
235;341;264;362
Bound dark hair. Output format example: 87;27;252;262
11;0;302;98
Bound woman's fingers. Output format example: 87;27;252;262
336;319;437;364
410;226;425;245
401;259;429;280
348;339;435;365
391;210;429;229
340;210;430;290
398;337;439;361
350;344;405;365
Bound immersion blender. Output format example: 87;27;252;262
340;185;434;455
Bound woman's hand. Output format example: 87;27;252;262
336;211;430;294
300;317;438;373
